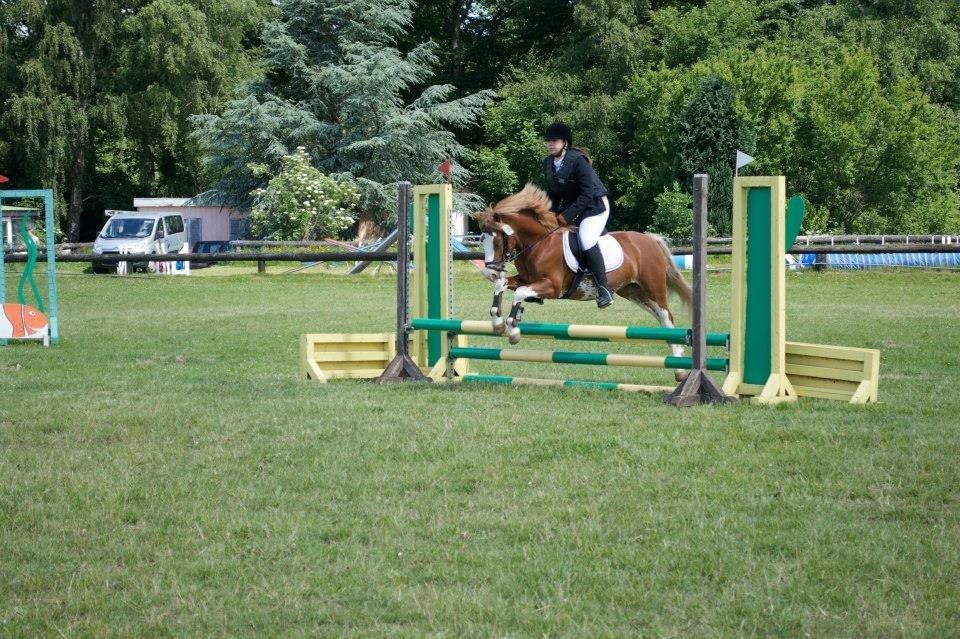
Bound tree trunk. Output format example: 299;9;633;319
141;146;157;195
67;153;85;242
450;1;470;83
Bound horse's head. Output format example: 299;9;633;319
475;207;518;281
475;184;561;282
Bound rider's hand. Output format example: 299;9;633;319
556;213;568;226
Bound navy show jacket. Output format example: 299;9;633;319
542;148;609;224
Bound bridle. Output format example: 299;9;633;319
482;221;566;274
481;224;515;273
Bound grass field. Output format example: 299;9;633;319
2;263;959;636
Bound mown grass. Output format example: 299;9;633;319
1;263;958;636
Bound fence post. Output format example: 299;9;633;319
665;173;736;406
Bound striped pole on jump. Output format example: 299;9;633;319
411;318;730;347
463;374;674;394
449;346;728;372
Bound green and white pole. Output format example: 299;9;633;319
449;346;728;372
411;317;729;347
462;374;674;394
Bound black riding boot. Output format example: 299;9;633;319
583;244;614;308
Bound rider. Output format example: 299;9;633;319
542;122;614;308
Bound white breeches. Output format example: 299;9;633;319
577;196;610;250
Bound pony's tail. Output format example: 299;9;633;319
650;234;692;311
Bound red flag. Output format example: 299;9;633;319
437;159;452;181
0;174;9;184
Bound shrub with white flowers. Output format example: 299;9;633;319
249;147;360;240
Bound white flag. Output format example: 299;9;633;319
736;150;755;170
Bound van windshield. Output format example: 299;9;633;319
101;218;155;239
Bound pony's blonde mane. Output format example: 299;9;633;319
480;184;559;231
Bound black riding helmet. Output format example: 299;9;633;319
543;122;573;146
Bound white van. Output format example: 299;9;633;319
92;212;186;273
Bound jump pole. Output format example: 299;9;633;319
377;182;467;382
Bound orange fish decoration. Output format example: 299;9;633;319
1;303;49;339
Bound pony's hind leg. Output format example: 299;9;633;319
617;283;687;381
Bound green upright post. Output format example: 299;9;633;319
43;189;59;344
426;193;443;365
743;186;774;386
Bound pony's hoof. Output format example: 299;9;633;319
491;318;506;334
507;330;521;345
675;370;689;383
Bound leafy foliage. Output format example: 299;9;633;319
249;148;359;241
649;182;696;241
481;0;960;235
674;76;754;236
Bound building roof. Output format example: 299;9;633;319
134;191;234;209
133;197;192;207
1;205;40;220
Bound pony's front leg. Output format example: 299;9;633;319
506;280;556;345
490;275;510;334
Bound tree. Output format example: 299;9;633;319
406;0;577;94
194;0;495;225
5;4;123;240
674;75;754;235
121;0;269;196
2;0;268;240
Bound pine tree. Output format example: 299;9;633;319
193;0;495;224
675;76;755;236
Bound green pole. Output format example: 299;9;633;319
743;187;773;385
426;193;443;365
17;216;45;312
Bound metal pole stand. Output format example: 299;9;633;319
376;182;429;383
665;174;736;406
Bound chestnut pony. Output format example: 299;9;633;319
476;185;692;379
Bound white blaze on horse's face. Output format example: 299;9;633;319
481;231;496;263
480;231;499;281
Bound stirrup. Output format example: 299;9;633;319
596;286;614;308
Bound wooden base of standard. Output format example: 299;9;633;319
664;369;736;407
374;354;430;383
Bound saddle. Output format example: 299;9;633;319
560;230;624;299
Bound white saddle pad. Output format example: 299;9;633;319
562;231;624;273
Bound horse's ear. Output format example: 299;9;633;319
475;207;497;228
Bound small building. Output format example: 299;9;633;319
133;196;250;245
2;205;41;249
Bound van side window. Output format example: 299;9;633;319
164;216;184;234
